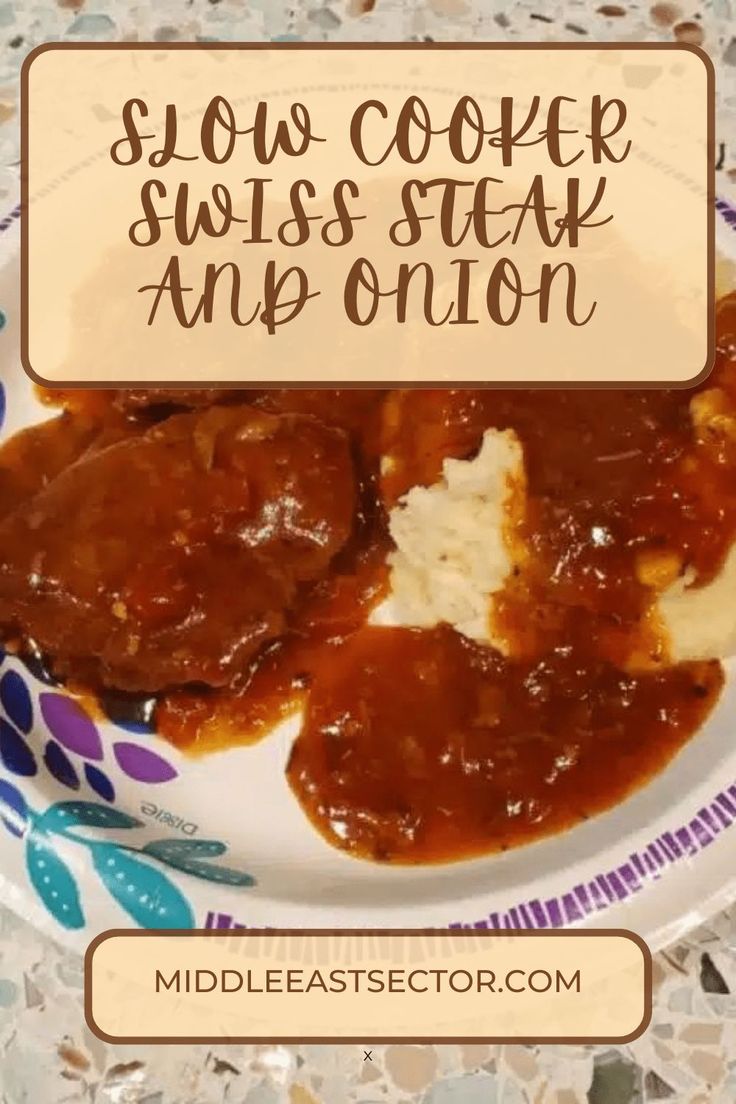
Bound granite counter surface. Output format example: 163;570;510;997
1;2;735;1100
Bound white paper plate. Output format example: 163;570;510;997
1;201;736;953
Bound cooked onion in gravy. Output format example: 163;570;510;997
2;298;736;863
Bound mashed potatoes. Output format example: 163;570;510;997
659;384;736;662
659;548;736;662
383;414;736;666
377;428;523;648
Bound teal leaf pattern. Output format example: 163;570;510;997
143;838;226;859
91;843;194;928
142;838;255;887
25;831;84;930
38;800;142;836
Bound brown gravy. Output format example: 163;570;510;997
7;298;736;863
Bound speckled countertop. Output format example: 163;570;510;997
1;2;736;1102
